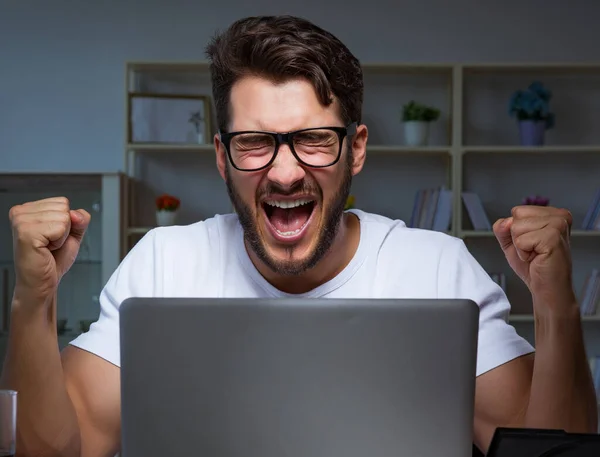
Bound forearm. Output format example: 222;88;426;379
526;302;598;432
0;293;81;457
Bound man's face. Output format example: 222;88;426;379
216;76;357;276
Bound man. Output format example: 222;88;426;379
1;15;597;457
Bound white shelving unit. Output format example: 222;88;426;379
121;61;600;337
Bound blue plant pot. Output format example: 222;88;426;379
518;120;545;146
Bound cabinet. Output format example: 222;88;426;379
0;172;126;361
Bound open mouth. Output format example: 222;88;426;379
262;198;317;241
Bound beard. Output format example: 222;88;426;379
225;152;353;276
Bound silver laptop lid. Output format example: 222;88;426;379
120;297;479;457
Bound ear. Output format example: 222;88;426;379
350;123;368;176
214;133;227;181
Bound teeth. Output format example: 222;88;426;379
276;228;302;236
265;198;313;209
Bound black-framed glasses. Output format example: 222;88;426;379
219;122;358;172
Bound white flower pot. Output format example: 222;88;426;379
197;132;205;144
156;210;177;226
403;121;429;146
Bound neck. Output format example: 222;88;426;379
247;211;360;294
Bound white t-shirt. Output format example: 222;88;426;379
70;209;534;376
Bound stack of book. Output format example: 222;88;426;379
408;187;453;231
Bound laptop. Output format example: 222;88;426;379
119;297;479;457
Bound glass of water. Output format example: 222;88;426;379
0;390;16;457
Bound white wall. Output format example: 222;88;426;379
1;0;600;172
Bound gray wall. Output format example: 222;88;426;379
1;0;599;172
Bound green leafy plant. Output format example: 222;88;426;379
402;100;440;122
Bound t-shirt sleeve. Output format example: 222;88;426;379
68;230;158;367
437;237;535;377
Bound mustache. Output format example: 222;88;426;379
258;181;321;199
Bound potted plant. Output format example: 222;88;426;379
189;110;205;144
522;195;550;206
156;193;180;226
508;81;555;146
401;100;441;146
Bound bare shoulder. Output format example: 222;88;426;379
61;345;121;457
473;353;534;453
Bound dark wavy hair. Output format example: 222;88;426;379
205;15;363;132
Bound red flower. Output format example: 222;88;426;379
156;194;180;211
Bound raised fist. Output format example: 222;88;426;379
9;197;91;304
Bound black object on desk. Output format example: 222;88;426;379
486;427;600;457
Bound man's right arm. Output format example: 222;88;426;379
1;197;123;457
1;294;121;457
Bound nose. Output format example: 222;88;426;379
266;143;306;190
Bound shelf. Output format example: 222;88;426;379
460;230;600;238
129;144;600;155
367;145;450;154
127;143;214;152
510;314;600;323
459;230;495;238
360;62;453;74
462;146;600;155
127;60;454;74
127;227;153;236
462;62;600;73
128;61;211;72
126;143;451;155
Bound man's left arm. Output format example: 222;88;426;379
474;328;596;452
474;206;598;452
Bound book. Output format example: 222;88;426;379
461;191;492;231
582;187;600;230
408;187;452;232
